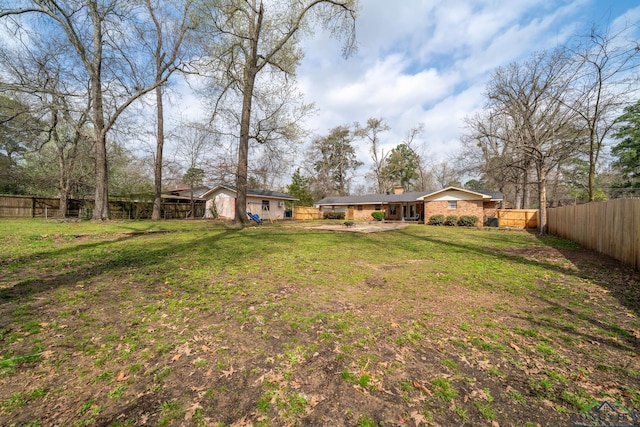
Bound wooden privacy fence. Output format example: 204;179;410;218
497;209;539;229
0;195;204;220
0;195;73;218
547;199;640;270
293;206;320;220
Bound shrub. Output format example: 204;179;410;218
444;215;458;226
323;211;345;220
428;214;445;225
371;211;385;221
458;215;479;227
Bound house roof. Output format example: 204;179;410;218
315;191;431;206
200;185;298;201
315;187;503;206
417;187;503;201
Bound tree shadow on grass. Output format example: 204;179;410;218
0;229;244;308
534;231;640;323
513;295;639;354
393;228;640;319
0;227;306;312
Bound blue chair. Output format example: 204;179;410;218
247;212;263;224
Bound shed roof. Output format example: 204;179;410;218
200;185;298;201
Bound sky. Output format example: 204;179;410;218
293;0;640;185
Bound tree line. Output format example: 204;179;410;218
0;0;358;223
1;3;639;230
459;27;639;233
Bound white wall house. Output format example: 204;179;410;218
201;185;298;221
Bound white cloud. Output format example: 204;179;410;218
296;0;638;188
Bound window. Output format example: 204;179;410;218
374;204;382;211
389;205;397;215
448;201;457;210
262;200;270;211
357;205;363;211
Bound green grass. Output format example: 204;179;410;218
0;220;638;425
431;377;458;402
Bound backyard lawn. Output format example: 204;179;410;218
0;219;638;426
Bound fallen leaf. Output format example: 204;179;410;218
412;380;433;396
40;350;55;359
184;402;203;421
116;370;128;381
230;415;251;427
410;410;428;425
308;394;325;407
471;388;490;401
510;342;521;352
171;353;182;362
220;365;235;378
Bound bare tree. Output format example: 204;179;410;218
461;111;533;208
355;117;390;193
138;0;197;220
430;161;461;189
401;124;437;192
1;1;187;220
197;0;358;225
0;26;93;214
566;26;640;201
486;50;583;234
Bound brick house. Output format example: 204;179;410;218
418;187;502;225
315;187;502;224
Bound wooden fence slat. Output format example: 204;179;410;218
293;206;320;220
547;199;640;271
497;209;538;229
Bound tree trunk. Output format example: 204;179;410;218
538;168;547;236
58;150;68;218
152;83;164;220
93;130;109;220
522;169;530;209
89;2;109;221
514;173;523;209
235;2;263;225
588;136;596;202
190;189;194;219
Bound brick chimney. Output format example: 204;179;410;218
393;186;404;195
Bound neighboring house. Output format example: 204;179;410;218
201;185;298;220
315;187;503;224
